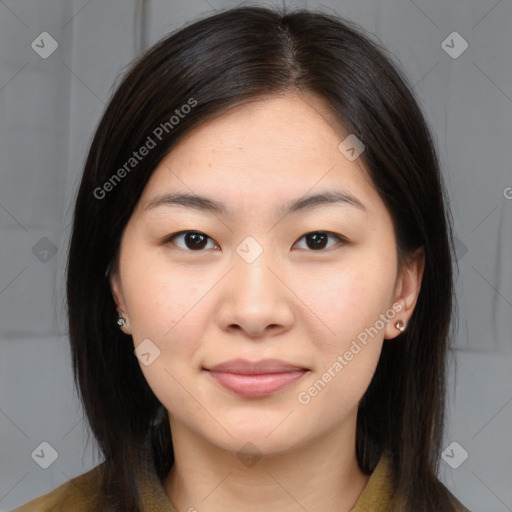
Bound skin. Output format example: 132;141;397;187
110;92;424;512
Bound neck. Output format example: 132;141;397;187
164;414;370;512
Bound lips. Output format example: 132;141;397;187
207;358;307;374
205;358;309;398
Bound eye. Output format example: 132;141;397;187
166;231;219;251
293;231;346;251
165;230;346;252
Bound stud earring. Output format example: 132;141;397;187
117;313;126;327
395;320;406;332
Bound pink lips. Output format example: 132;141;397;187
205;358;308;398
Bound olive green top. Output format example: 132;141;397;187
12;435;470;512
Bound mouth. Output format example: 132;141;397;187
204;358;310;398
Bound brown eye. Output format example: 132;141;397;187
294;231;345;251
164;230;345;252
166;231;219;251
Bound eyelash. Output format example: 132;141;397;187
164;230;347;252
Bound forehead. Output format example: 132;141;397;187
138;93;381;218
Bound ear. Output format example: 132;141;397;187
109;271;132;335
384;247;425;340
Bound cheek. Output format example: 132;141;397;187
130;281;209;412
298;272;386;411
124;260;207;342
298;259;394;389
306;267;392;338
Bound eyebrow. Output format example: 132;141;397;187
144;189;367;217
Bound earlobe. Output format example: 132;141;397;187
109;273;132;335
385;247;425;340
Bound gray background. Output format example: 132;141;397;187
1;0;511;510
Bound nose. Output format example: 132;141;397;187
216;248;295;339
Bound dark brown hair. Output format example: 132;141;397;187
66;5;460;511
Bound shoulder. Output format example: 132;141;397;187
354;450;472;512
10;464;104;512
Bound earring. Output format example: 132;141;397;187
395;320;406;332
117;313;126;327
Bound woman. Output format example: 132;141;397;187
14;5;471;512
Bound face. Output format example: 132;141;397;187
110;92;424;456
